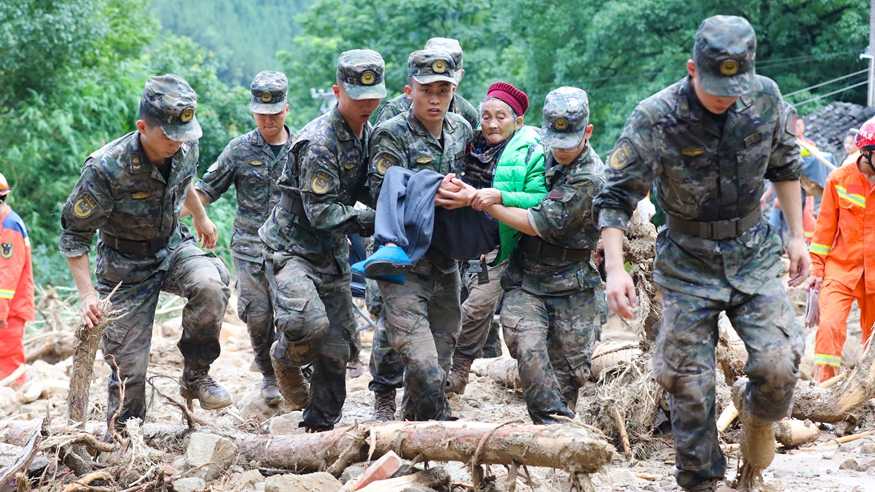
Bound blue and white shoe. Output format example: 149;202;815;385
363;245;412;278
352;259;405;284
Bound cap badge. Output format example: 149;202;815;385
180;107;194;123
260;92;273;103
432;60;447;74
720;59;739;77
553;117;569;131
360;70;377;86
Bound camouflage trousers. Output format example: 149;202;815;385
266;254;354;431
379;266;461;421
654;279;803;489
455;255;505;361
233;257;275;378
367;257;503;394
501;288;600;424
98;241;230;429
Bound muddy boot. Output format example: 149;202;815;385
260;374;282;407
270;357;310;411
732;377;775;488
446;355;474;395
373;389;396;421
683;479;720;492
180;368;232;411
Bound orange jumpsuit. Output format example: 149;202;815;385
0;205;34;383
809;157;875;382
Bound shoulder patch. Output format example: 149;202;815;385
374;154;398;175
310;171;333;195
415;154;434;166
0;242;12;259
681;147;705;157
72;193;98;219
609;140;635;170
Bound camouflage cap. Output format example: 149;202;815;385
693;15;757;97
425;37;463;82
250;71;288;114
408;49;457;86
541;87;590;149
336;49;387;100
141;74;202;142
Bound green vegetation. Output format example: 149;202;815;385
0;0;868;287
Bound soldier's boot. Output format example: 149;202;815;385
260;374;282;407
732;377;775;483
373;389;396;421
682;479;720;492
445;355;474;395
270;359;310;411
180;367;232;411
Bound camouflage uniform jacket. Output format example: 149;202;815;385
368;110;474;273
594;76;801;301
373;93;479;129
259;108;375;274
59;131;200;283
505;146;605;296
195;127;292;263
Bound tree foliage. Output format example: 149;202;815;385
0;0;869;287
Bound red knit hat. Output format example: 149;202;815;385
486;81;528;116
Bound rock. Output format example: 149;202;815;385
267;411;303;435
839;458;862;471
0;387;16;413
859;442;875;455
608;468;638;487
264;472;342;492
172;477;206;492
172;455;187;473
185;432;238;481
239;469;265;489
239;389;284;423
340;462;368;484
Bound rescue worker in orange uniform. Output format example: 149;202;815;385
809;117;875;382
0;172;35;384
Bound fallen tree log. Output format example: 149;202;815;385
470;357;520;389
792;336;875;422
2;419;615;476
25;332;77;365
238;420;614;474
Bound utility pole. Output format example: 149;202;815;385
868;0;875;106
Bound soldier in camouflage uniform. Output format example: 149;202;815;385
190;71;292;406
594;16;808;491
368;49;473;421
60;75;232;431
259;49;386;431
372;38;478;128
453;87;604;423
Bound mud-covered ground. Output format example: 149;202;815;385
2;292;874;491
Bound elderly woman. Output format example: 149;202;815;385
443;82;548;394
361;82;548;418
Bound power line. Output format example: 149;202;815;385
784;69;869;98
794;80;869;106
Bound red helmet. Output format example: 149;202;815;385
855;117;875;151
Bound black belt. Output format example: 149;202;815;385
519;238;590;262
100;232;169;256
666;208;761;240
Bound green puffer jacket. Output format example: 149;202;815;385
492;125;547;264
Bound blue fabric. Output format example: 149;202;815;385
374;167;444;264
2;210;27;238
